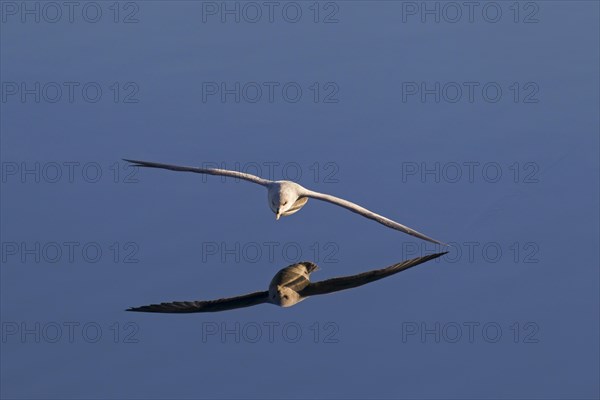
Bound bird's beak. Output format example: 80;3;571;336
275;212;281;220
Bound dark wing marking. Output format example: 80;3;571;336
123;159;270;186
127;291;269;313
301;189;446;246
298;252;447;297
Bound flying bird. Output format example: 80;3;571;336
127;252;446;313
124;159;445;245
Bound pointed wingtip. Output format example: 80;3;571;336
425;239;448;247
126;306;147;312
424;251;448;261
122;159;156;170
409;230;448;247
427;237;449;247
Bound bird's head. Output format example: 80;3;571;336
300;261;319;275
269;186;298;220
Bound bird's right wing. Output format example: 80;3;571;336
301;189;446;245
127;291;269;313
299;253;447;297
123;159;271;186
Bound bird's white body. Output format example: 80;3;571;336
267;181;309;220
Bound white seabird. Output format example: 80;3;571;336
124;159;446;245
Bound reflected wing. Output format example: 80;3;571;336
123;159;270;186
302;189;446;245
299;253;446;297
127;291;269;313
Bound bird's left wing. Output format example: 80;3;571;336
301;189;446;245
298;253;446;297
127;291;269;313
